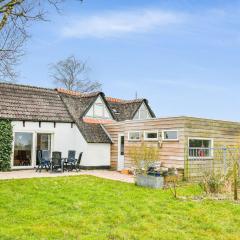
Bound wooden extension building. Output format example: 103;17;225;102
104;116;240;171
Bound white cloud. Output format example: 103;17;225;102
61;9;184;38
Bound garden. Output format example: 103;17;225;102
0;121;240;239
0;176;240;240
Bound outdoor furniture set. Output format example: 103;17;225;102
36;150;82;173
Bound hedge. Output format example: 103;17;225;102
0;120;13;171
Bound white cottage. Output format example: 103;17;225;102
0;83;155;169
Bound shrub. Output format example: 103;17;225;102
128;143;159;175
0;120;13;171
199;171;227;194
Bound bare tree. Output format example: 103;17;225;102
0;20;25;81
50;55;101;93
0;0;81;82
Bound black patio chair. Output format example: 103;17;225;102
36;150;51;172
63;150;76;171
51;151;63;172
71;152;83;172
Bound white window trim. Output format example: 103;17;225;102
188;137;214;159
144;130;158;141
12;131;55;169
162;129;179;141
12;131;35;170
128;131;142;141
85;96;113;120
133;102;151;120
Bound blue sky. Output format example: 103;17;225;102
17;0;240;121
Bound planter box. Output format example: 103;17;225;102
135;175;164;189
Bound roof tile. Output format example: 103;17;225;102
0;83;72;122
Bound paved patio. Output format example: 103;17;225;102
0;170;134;183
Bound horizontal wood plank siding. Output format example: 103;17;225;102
184;117;240;147
104;117;186;169
104;117;240;170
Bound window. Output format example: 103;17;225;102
120;136;124;155
37;134;51;151
144;131;158;141
162;130;178;141
133;103;151;120
94;103;104;117
189;138;213;158
128;131;141;141
86;96;112;119
13;132;33;167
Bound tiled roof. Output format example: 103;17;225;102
105;97;125;103
107;99;155;121
57;88;101;98
0;83;73;122
0;83;155;143
58;91;99;119
59;92;112;143
77;121;112;143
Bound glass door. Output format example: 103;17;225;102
117;134;125;171
13;132;33;167
36;134;51;165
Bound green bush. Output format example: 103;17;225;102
128;143;159;175
0;120;13;171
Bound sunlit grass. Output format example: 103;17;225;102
0;176;239;240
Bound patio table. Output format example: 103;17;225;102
62;159;76;172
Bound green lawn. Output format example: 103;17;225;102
0;176;240;240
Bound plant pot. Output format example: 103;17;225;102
135;174;164;189
121;169;129;175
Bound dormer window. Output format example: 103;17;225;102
133;102;151;120
85;96;112;119
112;108;120;115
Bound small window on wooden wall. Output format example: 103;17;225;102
162;130;178;141
144;131;158;141
128;131;141;141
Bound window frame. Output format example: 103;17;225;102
143;130;159;141
188;137;214;159
128;131;142;141
86;96;112;119
133;102;151;120
162;130;179;141
12;131;34;169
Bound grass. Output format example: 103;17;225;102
0;176;240;240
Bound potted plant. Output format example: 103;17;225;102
129;143;164;189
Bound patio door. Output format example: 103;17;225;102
13;132;33;168
36;133;51;165
117;134;125;171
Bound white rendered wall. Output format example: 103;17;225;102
82;143;111;167
11;121;110;168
